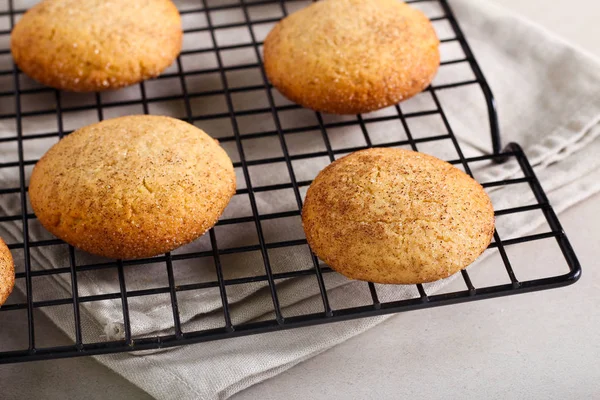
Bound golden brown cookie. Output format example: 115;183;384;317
11;0;182;92
263;0;440;115
0;238;15;307
302;148;495;284
29;115;236;259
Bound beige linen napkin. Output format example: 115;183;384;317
0;0;599;398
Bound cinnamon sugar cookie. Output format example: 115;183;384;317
302;148;494;284
11;0;182;92
0;238;14;307
29;115;236;259
264;0;440;114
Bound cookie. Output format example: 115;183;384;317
29;115;236;259
302;148;495;284
263;0;440;115
0;238;15;307
10;0;182;92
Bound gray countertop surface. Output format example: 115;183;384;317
1;0;598;398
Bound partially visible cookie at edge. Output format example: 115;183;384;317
0;238;15;307
10;0;182;92
263;0;440;114
28;115;236;259
302;148;495;284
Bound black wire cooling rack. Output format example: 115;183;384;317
0;0;581;364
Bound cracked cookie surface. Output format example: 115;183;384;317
302;148;494;284
29;115;236;259
0;238;14;307
10;0;182;92
263;0;439;114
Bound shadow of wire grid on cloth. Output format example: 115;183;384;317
0;0;580;363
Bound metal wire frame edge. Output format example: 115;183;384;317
438;0;502;156
0;264;580;365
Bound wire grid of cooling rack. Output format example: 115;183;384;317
0;0;581;364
